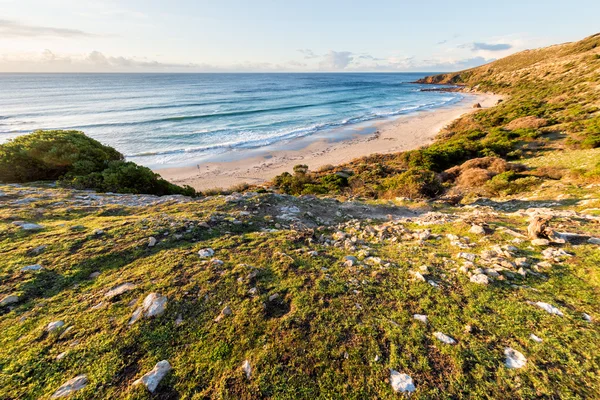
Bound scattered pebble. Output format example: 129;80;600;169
105;283;137;299
530;334;543;343
198;248;215;258
21;264;43;272
533;301;564;317
413;314;428;323
148;237;157;247
504;347;527;369
242;359;252;379
133;360;171;393
470;274;490;285
51;375;88;398
434;332;456;345
47;320;65;333
583;313;592;322
390;370;416;393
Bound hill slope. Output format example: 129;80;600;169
1;34;600;399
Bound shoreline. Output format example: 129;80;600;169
157;92;503;191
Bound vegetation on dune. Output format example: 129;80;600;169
0;130;197;197
272;33;600;199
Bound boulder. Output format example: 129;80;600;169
133;360;171;393
470;274;490;285
0;295;19;307
51;375;88;398
504;347;527;369
390;370;416;393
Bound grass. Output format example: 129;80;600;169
1;182;599;399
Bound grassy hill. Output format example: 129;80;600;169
1;34;600;399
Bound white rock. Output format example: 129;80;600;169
530;334;543;343
390;370;416;393
215;305;232;322
504;347;527;369
148;237;157;247
531;238;550;246
534;301;564;316
129;307;144;325
434;332;456;345
89;271;101;279
583;313;592;322
142;293;168;318
0;295;19;307
47;320;65;333
21;264;43;272
458;252;476;262
133;360;171;393
93;229;104;236
268;293;280;301
198;248;215;258
242;359;252;379
21;223;44;231
588;237;600;245
470;273;490;285
413;314;428;323
51;374;88;398
105;283;136;299
469;225;487;235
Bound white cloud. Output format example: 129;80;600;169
0;19;95;38
318;51;354;70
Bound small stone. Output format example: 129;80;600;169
531;238;550;246
21;223;44;231
534;301;564;316
51;374;88;398
504;347;527;369
175;314;183;326
47;320;65;333
413;314;427;323
268;293;280;301
588;237;600;245
215;306;232;322
583;313;592;322
458;252;476;262
0;295;19;307
93;229;104;236
248;287;258;296
242;359;252;379
133;360;172;393
105;283;136;299
89;271;101;279
21;264;43;272
470;274;489;285
129;307;143;325
198;248;215;258
469;225;487;235
390;370;416;393
343;255;358;266
530;334;543;343
56;351;68;361
434;332;456;345
142;293;168;318
148;237;157;247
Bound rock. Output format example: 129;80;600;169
504;347;527;369
56;351;68;361
343;255;358;267
413;314;428;323
533;301;564;316
89;271;101;279
528;215;553;239
105;283;136;299
469;225;488;235
530;334;543;343
0;295;19;307
589;237;600;245
531;238;550;246
175;314;183;326
142;293;168;318
47;320;65;333
21;223;44;231
148;237;157;247
470;274;490;285
434;332;456;345
133;360;172;393
268;293;280;301
29;245;47;255
198;248;215;258
390;370;416;393
458;252;476;262
215;305;232;322
242;359;252;379
472;102;482;108
93;229;104;236
21;264;43;272
583;313;592;322
51;374;88;398
129;307;144;325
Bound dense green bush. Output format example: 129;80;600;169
0;130;123;182
485;171;541;195
380;168;443;198
0;130;197;196
61;161;196;196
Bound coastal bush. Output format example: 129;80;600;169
61;161;197;196
380;168;443;198
0;130;123;183
0;130;198;196
485;171;541;195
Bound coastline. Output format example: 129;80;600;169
157;92;503;191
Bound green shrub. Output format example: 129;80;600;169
381;169;443;198
61;161;197;196
485;171;541;195
0;130;123;183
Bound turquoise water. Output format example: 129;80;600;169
0;73;462;167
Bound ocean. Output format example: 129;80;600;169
0;73;462;168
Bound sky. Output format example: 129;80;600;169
0;0;599;73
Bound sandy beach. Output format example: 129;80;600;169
158;92;502;191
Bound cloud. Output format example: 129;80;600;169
318;51;354;70
0;19;95;38
463;42;513;52
297;49;319;59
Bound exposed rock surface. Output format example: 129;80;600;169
133;360;171;393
